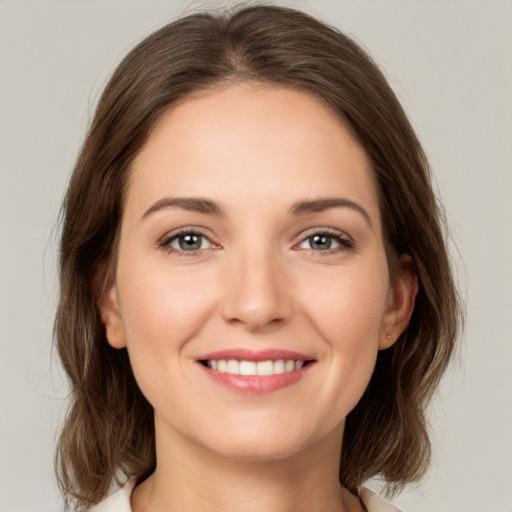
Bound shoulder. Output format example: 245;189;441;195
88;478;136;512
359;488;404;512
87;480;401;512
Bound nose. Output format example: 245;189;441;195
220;245;293;332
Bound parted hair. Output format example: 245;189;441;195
55;4;461;510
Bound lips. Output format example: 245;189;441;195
197;349;315;394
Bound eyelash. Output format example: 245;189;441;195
296;228;354;254
159;228;214;256
159;228;354;256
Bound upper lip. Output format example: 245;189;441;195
197;348;314;362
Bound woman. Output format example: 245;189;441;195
55;5;461;511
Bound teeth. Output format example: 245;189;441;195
226;359;239;374
273;360;285;374
256;360;273;376
239;361;257;375
285;360;295;372
206;359;306;376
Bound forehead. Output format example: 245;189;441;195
127;83;380;222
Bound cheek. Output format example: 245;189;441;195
113;265;223;434
299;260;389;407
303;261;389;345
117;256;218;342
114;257;219;394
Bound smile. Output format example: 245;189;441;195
203;359;306;375
197;349;315;394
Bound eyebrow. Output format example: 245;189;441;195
288;198;372;228
141;197;225;220
141;196;372;227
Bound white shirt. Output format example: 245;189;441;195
89;478;403;511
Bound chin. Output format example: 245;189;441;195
193;417;334;463
207;437;308;462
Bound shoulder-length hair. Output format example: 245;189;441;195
55;4;461;510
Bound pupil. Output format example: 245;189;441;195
311;235;331;250
179;234;201;250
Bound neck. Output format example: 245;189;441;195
131;415;361;512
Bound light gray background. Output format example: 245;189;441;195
1;1;511;511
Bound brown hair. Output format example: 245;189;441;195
55;4;461;509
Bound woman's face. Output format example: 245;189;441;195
101;83;415;461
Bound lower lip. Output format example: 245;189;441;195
199;363;313;394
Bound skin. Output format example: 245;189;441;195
100;82;417;512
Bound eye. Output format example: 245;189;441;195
297;230;353;252
160;229;216;254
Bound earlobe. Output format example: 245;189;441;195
98;284;127;349
379;254;418;350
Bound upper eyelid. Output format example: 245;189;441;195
159;226;213;244
296;227;352;242
158;226;352;249
159;229;219;255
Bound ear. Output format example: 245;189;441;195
379;254;418;350
98;283;127;349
